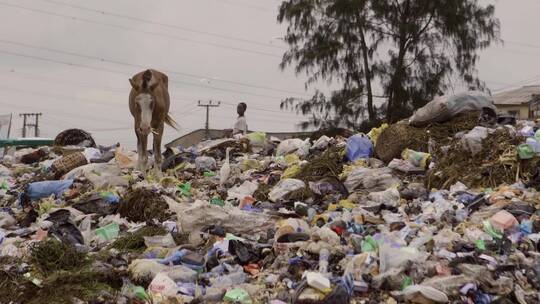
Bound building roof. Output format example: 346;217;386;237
493;85;540;106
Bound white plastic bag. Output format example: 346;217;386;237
148;273;179;299
276;139;305;156
344;167;401;192
63;163;127;189
268;179;305;202
378;243;428;273
83;148;102;162
296;139;311;158
227;181;258;201
461;126;493;155
401;285;449;303
367;188;401;207
312;136;331;150
195;156;217;171
409;91;495;127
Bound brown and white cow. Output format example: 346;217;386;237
129;69;178;174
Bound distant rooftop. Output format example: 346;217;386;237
493;85;540;105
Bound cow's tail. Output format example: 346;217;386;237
165;114;179;130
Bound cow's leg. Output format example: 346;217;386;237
137;132;149;173
153;123;164;177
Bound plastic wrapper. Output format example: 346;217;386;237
268;179;305;202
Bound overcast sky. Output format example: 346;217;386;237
0;0;539;148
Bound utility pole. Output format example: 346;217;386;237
19;113;42;138
197;100;221;139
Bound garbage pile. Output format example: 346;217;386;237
1;92;540;303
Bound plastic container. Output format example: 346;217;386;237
319;248;330;274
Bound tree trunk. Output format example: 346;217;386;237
359;29;375;123
386;0;410;123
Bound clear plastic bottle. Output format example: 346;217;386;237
319;248;330;274
212;271;246;288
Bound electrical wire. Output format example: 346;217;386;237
0;2;281;58
0;39;308;97
40;0;283;50
0;49;291;100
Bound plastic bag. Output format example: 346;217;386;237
367;188;400;207
401;149;430;169
526;138;540;154
313;135;331;150
195;156;217;171
346;134;373;161
276;139;305;156
378;243;428;273
246;132;266;146
344;167;400;192
227;181;258;201
94;222;119;242
179;200;273;237
223;288;252;304
128;259;168;281
409;91;495;127
268;179;305;202
115;147;138;169
241;159;261;171
520;126;535;137
461;127;492;155
63;163;127;189
388;159;423;174
144;233;177;248
148;273;179;299
518;144;534;160
296;139;312;158
283;164;301;179
83;147;102;162
26;179;74;201
401;285;449;303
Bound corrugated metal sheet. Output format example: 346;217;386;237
493;85;540;105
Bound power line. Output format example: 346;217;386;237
40;0;282;50
0;69;125;94
0;68;305;121
210;0;275;12
0;1;281;58
0;39;308;97
505;40;540;50
492;73;540;93
0;49;288;100
0;69;252;105
221;101;290;115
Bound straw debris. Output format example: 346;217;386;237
118;188;170;222
375;111;480;162
110;226;167;252
428;128;539;189
30;239;89;275
293;146;345;183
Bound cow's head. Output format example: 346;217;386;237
130;70;158;135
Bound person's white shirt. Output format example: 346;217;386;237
233;116;248;135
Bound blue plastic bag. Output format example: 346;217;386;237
27;179;74;201
346;134;373;161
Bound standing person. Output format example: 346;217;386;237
232;102;248;136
